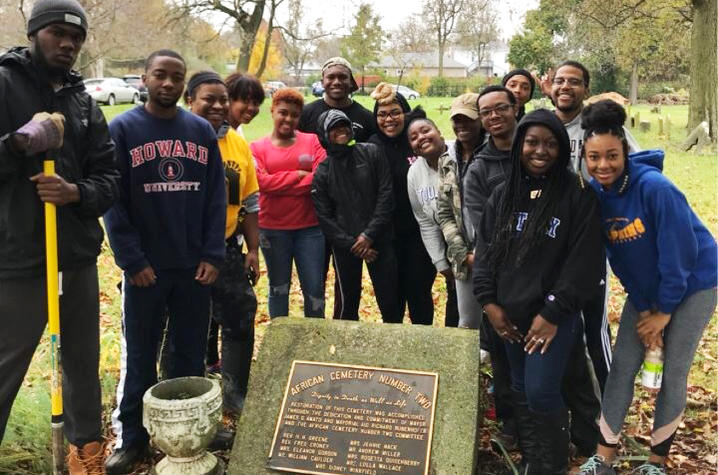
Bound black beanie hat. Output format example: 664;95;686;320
27;0;88;38
502;68;535;98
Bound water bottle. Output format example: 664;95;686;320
642;347;664;389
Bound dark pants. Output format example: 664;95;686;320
332;241;402;323
562;325;603;454
490;314;601;453
394;234;436;325
211;244;257;343
445;279;459;328
112;268;211;449
0;265;102;446
483;316;514;422
322;242;344;319
210;244;257;399
504;316;578;412
583;286;612;394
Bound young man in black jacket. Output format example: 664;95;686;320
311;110;401;323
464;85;519;450
0;0;119;472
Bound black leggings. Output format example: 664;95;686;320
393;233;437;325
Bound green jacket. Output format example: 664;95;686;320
436;142;479;280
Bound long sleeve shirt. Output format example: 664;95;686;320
104;106;226;274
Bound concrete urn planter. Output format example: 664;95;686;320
143;376;224;475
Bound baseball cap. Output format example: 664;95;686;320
321;57;359;93
450;93;480;120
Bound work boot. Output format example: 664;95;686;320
104;443;149;475
221;338;253;414
67;441;106;475
511;391;542;474
534;407;570;474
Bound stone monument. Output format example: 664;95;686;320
228;318;482;475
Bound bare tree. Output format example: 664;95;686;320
279;0;327;84
422;0;464;77
455;0;499;72
172;0;266;72
387;15;433;53
255;0;284;78
310;35;342;71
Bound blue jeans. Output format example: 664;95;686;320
259;226;326;318
504;315;579;412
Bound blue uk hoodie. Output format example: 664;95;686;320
104;106;226;274
590;149;717;314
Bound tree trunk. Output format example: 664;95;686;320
235;1;266;72
688;0;717;142
438;41;445;77
255;0;278;78
629;62;639;105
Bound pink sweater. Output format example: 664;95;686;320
250;131;327;230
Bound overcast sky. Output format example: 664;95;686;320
276;0;539;41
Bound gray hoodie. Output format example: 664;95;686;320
407;157;450;272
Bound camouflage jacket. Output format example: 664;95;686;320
436;142;480;280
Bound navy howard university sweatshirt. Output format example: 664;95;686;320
104;106;226;275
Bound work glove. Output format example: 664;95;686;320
15;112;65;155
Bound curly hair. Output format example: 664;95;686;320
271;88;304;109
225;72;265;104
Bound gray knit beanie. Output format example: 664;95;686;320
27;0;88;38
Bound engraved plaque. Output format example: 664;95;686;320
268;361;439;475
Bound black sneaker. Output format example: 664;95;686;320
208;427;235;451
577;454;617;475
105;442;149;475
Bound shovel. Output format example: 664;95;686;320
43;156;64;475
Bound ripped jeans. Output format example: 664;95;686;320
259;226;326;318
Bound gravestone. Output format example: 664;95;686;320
228;318;482;475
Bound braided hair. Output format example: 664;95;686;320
487;109;577;269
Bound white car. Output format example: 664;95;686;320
392;85;420;100
84;77;140;105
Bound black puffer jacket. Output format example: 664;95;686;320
311;110;394;249
0;47;119;278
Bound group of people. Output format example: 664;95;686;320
0;2;715;475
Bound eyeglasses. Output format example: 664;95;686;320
377;110;403;120
552;77;585;87
478;103;512;118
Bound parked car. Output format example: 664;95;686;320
392;85;420;100
263;81;286;97
122;75;148;102
311;81;324;97
84;77;140;105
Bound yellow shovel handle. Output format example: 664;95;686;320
43;159;62;417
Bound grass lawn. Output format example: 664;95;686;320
1;99;716;474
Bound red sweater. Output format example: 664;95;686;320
250;131;327;230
